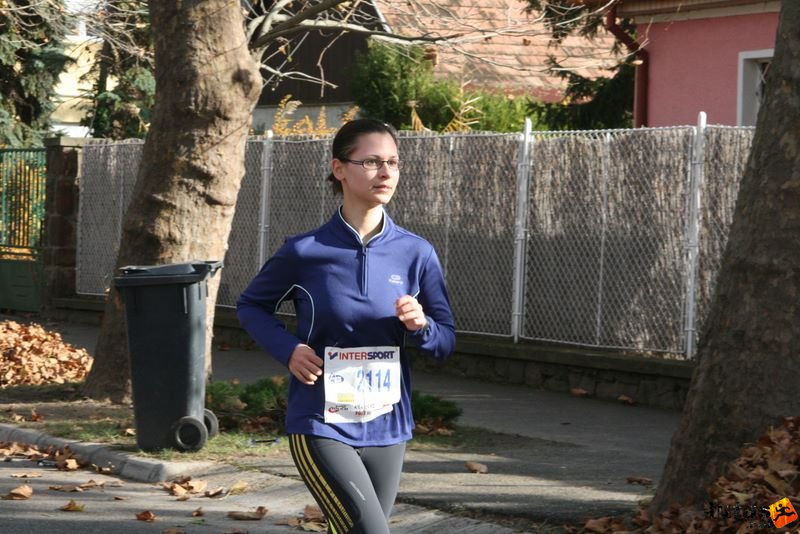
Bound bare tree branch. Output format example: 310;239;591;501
251;0;353;50
260;62;339;89
259;18;461;45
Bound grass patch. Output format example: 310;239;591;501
136;431;290;462
1;379;467;464
40;421;136;445
205;377;288;433
411;389;462;428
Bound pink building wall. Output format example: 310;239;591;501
640;12;778;126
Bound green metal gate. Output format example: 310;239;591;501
0;148;47;312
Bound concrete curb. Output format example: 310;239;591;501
0;424;214;483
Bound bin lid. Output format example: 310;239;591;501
113;260;223;287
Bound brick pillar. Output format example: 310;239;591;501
41;137;86;312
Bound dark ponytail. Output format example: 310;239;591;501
327;119;399;194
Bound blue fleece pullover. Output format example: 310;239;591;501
236;208;456;446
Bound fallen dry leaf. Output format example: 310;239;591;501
304;504;324;521
161;529;186;534
204;487;225;498
729;490;753;503
570;387;591;397
227;480;249;496
5;484;33;500
300;521;327;531
278;508;328;532
136;510;157;522
227;506;268;520
626;476;653;487
113;496;129;501
617;395;637;405
49;484;83;492
123;428;136;437
92;464;114;474
186;480;207;493
11;472;41;478
465;461;489;474
59;499;85;512
764;471;792;494
299;520;328;532
192;507;204;517
63;458;80;471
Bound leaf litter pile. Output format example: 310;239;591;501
0;320;92;387
568;416;800;533
0;319;333;529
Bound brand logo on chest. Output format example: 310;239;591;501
389;274;403;284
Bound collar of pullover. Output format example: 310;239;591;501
332;206;394;247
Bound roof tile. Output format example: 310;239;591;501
375;0;622;101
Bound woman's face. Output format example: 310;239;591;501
332;132;399;210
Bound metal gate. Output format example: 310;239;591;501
0;148;47;311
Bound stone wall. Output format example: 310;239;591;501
42;138;86;311
411;335;693;411
52;297;693;411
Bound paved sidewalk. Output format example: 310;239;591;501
1;316;683;531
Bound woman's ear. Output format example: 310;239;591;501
331;159;346;181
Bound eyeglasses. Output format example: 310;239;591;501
340;158;401;171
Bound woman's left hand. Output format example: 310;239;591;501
395;295;427;332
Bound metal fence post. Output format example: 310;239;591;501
684;112;706;359
511;118;533;342
257;131;273;269
442;136;455;277
595;132;612;344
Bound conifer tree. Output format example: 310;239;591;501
0;0;71;146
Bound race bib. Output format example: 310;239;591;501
323;346;401;424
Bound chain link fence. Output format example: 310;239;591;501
76;120;755;357
695;126;753;341
77;140;142;294
522;128;694;353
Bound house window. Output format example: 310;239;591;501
738;49;773;126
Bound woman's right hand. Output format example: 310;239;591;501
288;344;323;385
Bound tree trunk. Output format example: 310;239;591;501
82;0;261;402
651;2;800;511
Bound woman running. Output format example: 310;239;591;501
237;118;456;533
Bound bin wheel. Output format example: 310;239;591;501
203;409;219;438
172;416;208;452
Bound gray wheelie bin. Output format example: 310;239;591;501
114;260;222;452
